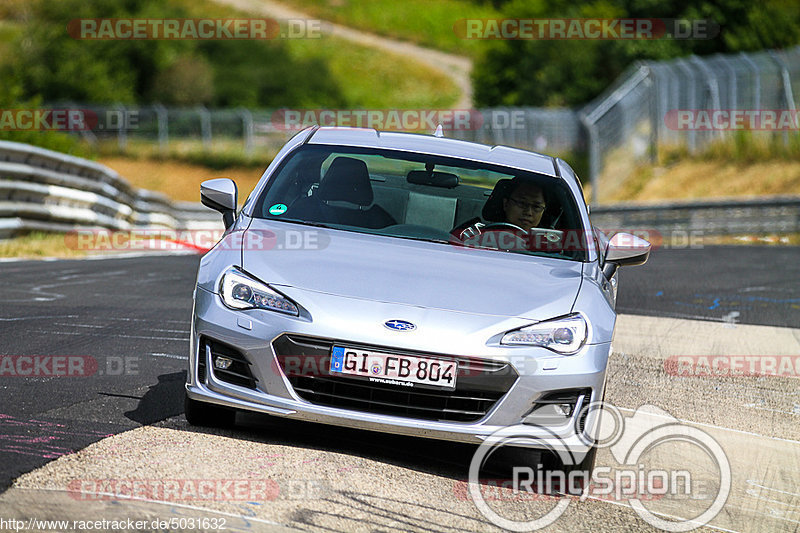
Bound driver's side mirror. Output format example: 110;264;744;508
201;178;238;230
603;232;651;278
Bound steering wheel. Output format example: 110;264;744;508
463;222;529;251
482;222;527;234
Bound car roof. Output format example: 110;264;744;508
306;127;558;178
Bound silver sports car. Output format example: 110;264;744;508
185;126;650;473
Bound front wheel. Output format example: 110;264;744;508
184;393;236;428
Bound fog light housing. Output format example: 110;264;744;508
523;389;590;426
214;356;233;370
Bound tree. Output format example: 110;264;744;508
472;0;800;107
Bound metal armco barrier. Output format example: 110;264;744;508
591;196;800;236
1;140;797;241
0;140;221;239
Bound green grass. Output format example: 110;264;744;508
95;138;281;169
286;37;459;108
0;232;87;259
280;0;500;58
692;131;800;163
184;0;461;108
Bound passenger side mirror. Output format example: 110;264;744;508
201;178;238;230
603;232;651;278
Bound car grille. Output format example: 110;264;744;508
273;334;518;423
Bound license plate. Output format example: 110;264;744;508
329;346;457;390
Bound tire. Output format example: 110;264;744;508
509;445;596;496
184;393;236;428
548;446;597;495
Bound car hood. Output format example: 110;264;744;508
241;220;583;319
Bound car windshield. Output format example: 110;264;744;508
252;145;588;261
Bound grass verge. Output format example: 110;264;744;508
279;0;498;58
0;232;86;259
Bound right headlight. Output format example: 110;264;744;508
500;313;587;354
219;266;299;316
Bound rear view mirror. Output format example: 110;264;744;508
201;178;238;230
603;232;651;277
407;170;459;188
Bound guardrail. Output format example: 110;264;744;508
0;140;221;239
591;196;800;236
2;140;797;243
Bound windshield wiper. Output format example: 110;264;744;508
271;218;334;229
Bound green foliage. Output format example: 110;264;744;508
278;0;502;57
0;77;87;155
3;0;346;108
473;0;800;107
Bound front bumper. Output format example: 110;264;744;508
187;286;611;452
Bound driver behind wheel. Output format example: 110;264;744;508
502;181;546;230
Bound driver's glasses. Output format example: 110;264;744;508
508;198;546;213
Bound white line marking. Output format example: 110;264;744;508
0;315;79;321
744;404;800;414
25;330;188;342
0;251;198;263
616;407;800;445
580;493;743;533
740;507;800;525
102;317;187;324
150;353;188;360
746;481;800;498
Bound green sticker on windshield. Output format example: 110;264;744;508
269;203;288;215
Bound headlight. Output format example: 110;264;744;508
501;314;587;354
219;266;299;316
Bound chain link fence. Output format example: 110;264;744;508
48;46;800;203
581;45;800;202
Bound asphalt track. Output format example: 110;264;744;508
0;246;797;531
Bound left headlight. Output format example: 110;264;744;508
501;313;587;354
219;266;299;316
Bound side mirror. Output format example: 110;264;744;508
201;178;238;230
603;232;651;278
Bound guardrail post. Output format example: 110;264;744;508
716;54;738;112
690;55;723;142
238;108;254;155
115;104;128;152
199;105;212;150
579;112;599;205
768;50;797;146
739;52;761;110
644;65;658;164
676;59;698;154
154;104;168;154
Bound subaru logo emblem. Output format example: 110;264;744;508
384;319;416;332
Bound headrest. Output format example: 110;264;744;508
481;178;516;222
318;157;373;206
